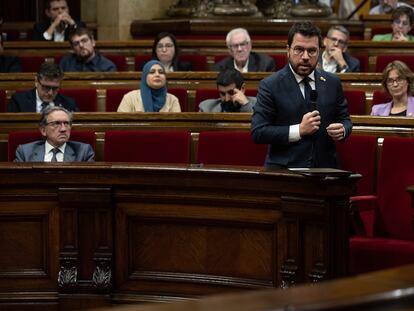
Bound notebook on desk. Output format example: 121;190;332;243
288;168;353;177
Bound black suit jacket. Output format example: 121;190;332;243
213;52;276;72
7;89;79;112
251;65;352;168
32;20;86;41
0;56;21;73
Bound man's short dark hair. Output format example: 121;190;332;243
45;0;68;10
392;6;414;26
216;68;244;89
39;106;72;127
68;27;94;45
288;21;322;48
37;62;64;81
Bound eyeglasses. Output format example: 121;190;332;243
229;41;250;51
46;120;72;129
156;43;174;50
327;36;347;47
38;80;60;93
393;19;410;27
219;90;235;97
290;46;319;57
386;77;407;86
71;36;90;47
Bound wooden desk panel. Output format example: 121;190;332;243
0;163;358;309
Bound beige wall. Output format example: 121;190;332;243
94;0;177;40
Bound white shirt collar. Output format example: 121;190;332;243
45;140;66;162
289;63;316;84
234;58;249;73
36;90;55;113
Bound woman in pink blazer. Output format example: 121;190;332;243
371;60;414;117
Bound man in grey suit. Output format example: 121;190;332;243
251;21;352;168
214;28;275;73
199;68;256;112
15;106;94;162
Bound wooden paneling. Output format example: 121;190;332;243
0;163;358;308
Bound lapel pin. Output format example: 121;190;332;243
320;76;326;81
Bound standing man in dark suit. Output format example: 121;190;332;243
15;106;94;162
214;28;275;72
32;0;85;41
7;62;79;112
251;21;352;168
319;25;360;73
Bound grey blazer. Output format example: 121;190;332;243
199;97;256;112
15;140;95;162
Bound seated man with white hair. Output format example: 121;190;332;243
214;28;275;73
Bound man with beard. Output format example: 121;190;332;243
214;28;275;73
32;0;86;41
199;68;256;112
251;21;352;169
7;62;79;112
59;27;116;72
15;106;94;162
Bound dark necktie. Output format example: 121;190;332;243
51;148;60;162
41;102;49;112
302;77;312;106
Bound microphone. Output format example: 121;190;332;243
310;90;318;111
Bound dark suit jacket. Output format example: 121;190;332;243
251;65;352;168
7;89;79;112
318;52;360;73
15;140;95;162
32;20;86;41
213;52;276;72
0;56;22;73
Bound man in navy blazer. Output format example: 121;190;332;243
7;62;79;112
15;106;94;162
214;28;275;73
251;21;352;168
32;0;86;41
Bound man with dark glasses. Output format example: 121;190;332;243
7;62;79;112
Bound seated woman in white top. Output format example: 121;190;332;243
117;60;181;112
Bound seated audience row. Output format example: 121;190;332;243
4;59;414;116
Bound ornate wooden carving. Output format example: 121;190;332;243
92;258;112;291
280;258;298;289
308;262;327;283
58;258;78;290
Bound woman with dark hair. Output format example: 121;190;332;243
150;32;192;72
117;60;181;112
371;60;414;117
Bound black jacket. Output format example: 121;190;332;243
7;89;79;112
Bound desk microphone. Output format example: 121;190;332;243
310;90;318;111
